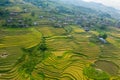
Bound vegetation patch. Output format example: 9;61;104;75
94;60;119;75
83;66;110;80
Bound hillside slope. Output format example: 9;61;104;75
59;0;120;20
0;0;120;80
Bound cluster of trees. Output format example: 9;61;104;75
0;0;11;5
3;18;33;28
75;14;116;31
24;0;49;8
39;38;47;51
0;8;9;18
99;32;108;39
83;66;110;80
19;37;48;75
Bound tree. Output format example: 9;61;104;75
99;32;107;39
31;12;35;17
39;38;47;51
0;8;9;18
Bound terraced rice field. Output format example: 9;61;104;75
0;26;120;80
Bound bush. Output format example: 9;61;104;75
83;66;110;80
99;32;107;39
31;12;35;17
39;43;47;51
39;38;47;51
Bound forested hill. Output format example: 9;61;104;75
59;0;120;20
0;0;120;29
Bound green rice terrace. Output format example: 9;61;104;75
0;0;120;80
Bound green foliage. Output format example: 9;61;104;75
83;66;110;80
19;45;46;75
39;38;47;51
0;0;10;4
31;12;35;17
39;43;47;51
21;59;35;74
0;8;9;18
100;26;107;30
89;35;99;43
63;26;72;34
99;32;108;39
24;0;48;8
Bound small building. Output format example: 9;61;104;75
23;8;28;13
7;19;12;23
19;24;28;28
54;23;63;28
67;35;73;38
99;37;107;44
7;17;13;23
33;22;38;26
10;17;13;20
38;6;42;8
63;22;68;25
84;27;90;32
10;11;20;16
39;16;44;19
0;52;8;58
18;20;23;23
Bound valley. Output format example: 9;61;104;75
0;0;120;80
